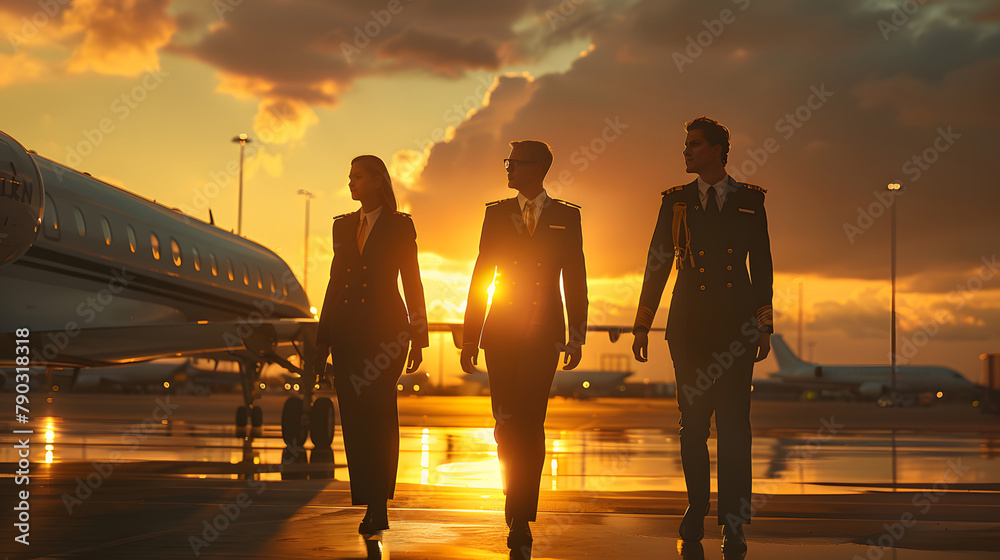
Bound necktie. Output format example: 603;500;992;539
525;200;536;236
705;186;719;213
357;215;367;252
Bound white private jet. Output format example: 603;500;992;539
766;334;978;404
0;129;335;445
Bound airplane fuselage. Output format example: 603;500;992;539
1;152;311;360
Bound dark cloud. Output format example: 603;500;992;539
809;295;1000;342
172;0;583;97
406;0;1000;293
167;0;601;141
808;296;891;339
377;27;501;75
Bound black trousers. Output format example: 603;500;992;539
669;332;755;526
332;338;407;505
485;342;560;522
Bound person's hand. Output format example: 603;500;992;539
406;346;423;373
460;344;479;374
632;331;649;362
313;344;331;375
562;342;582;370
755;332;771;362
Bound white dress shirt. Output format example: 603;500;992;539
358;205;383;250
517;190;547;226
698;176;735;210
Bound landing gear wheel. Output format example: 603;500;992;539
310;397;336;447
250;405;264;427
281;397;305;446
236;405;249;427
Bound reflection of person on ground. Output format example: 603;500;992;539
631;117;773;556
315;155;429;536
461;140;589;559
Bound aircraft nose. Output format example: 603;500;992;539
0;130;45;268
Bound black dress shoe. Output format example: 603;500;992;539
507;519;532;550
509;544;531;560
677;540;706;560
509;536;531;560
359;516;389;535
721;523;747;556
678;503;710;541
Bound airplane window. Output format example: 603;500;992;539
269;273;276;293
170;238;182;266
227;258;234;281
127;225;137;253
210;253;218;276
42;194;60;240
255;268;263;290
282;282;288;297
192;246;201;271
73;207;86;237
151;232;160;260
100;216;112;245
242;264;249;285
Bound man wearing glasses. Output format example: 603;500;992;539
461;140;588;559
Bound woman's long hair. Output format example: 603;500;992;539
351;154;397;212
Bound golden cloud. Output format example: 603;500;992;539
251;97;318;145
63;0;176;76
0;52;47;87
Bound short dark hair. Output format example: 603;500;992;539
509;140;553;176
685;116;730;166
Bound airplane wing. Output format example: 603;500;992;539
1;319;318;371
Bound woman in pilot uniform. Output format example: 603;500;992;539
315;154;428;535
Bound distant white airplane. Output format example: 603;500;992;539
766;334;978;403
458;356;634;399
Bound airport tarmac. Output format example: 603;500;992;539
2;393;999;559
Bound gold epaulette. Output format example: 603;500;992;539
394;211;412;217
485;198;511;207
661;185;684;196
332;212;353;220
744;183;767;195
551;198;581;209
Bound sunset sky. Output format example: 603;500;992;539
2;0;998;383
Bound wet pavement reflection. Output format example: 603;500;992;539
5;401;998;495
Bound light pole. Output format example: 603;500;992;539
795;277;804;357
888;182;902;400
232;134;252;235
297;189;315;295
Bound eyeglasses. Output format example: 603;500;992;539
504;159;536;170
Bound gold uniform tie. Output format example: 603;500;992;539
525;200;536;236
357;215;367;252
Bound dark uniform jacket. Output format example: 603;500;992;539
317;209;428;350
634;179;772;346
464;196;588;349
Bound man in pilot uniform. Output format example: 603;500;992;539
461;140;588;559
631;117;773;555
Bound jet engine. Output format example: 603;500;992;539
858;381;888;399
0;130;44;267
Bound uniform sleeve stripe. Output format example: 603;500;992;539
634;306;655;330
756;305;773;326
